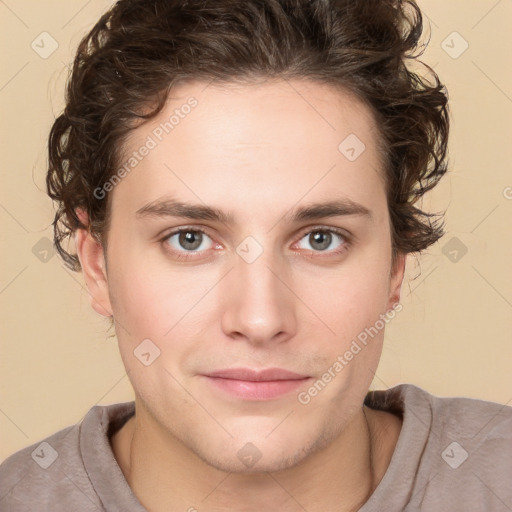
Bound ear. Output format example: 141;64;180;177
74;208;113;317
386;251;407;311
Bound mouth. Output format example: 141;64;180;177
201;368;312;401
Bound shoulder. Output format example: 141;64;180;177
404;383;512;447
387;383;512;461
0;420;99;511
403;384;512;509
368;382;512;442
364;384;512;510
0;401;135;512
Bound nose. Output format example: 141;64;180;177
220;244;297;347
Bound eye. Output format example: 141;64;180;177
163;228;215;257
160;226;350;261
294;227;349;256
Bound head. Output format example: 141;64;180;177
47;0;448;472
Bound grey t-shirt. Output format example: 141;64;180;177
1;383;511;511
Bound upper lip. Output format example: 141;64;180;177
204;368;309;381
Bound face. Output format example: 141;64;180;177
79;79;405;473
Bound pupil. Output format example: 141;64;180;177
180;231;201;250
311;231;330;251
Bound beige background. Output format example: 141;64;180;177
1;0;511;462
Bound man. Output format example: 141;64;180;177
1;0;511;511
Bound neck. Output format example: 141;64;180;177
111;404;401;512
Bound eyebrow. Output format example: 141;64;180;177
135;197;373;224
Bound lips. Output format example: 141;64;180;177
205;367;308;381
202;367;311;400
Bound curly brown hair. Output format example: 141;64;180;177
47;0;449;272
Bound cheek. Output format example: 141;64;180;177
305;267;389;407
109;267;169;335
107;260;194;402
306;255;391;332
106;233;201;335
106;250;219;377
299;260;392;384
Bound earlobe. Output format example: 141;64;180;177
387;252;407;310
74;209;113;318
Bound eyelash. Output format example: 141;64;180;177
159;225;352;261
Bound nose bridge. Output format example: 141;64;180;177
221;235;293;342
234;236;285;307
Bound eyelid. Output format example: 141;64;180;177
294;224;351;241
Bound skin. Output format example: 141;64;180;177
76;79;406;512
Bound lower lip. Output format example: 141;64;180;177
204;376;311;400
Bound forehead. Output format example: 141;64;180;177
112;79;387;223
122;78;383;159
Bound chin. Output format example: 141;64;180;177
200;448;306;474
191;430;331;475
